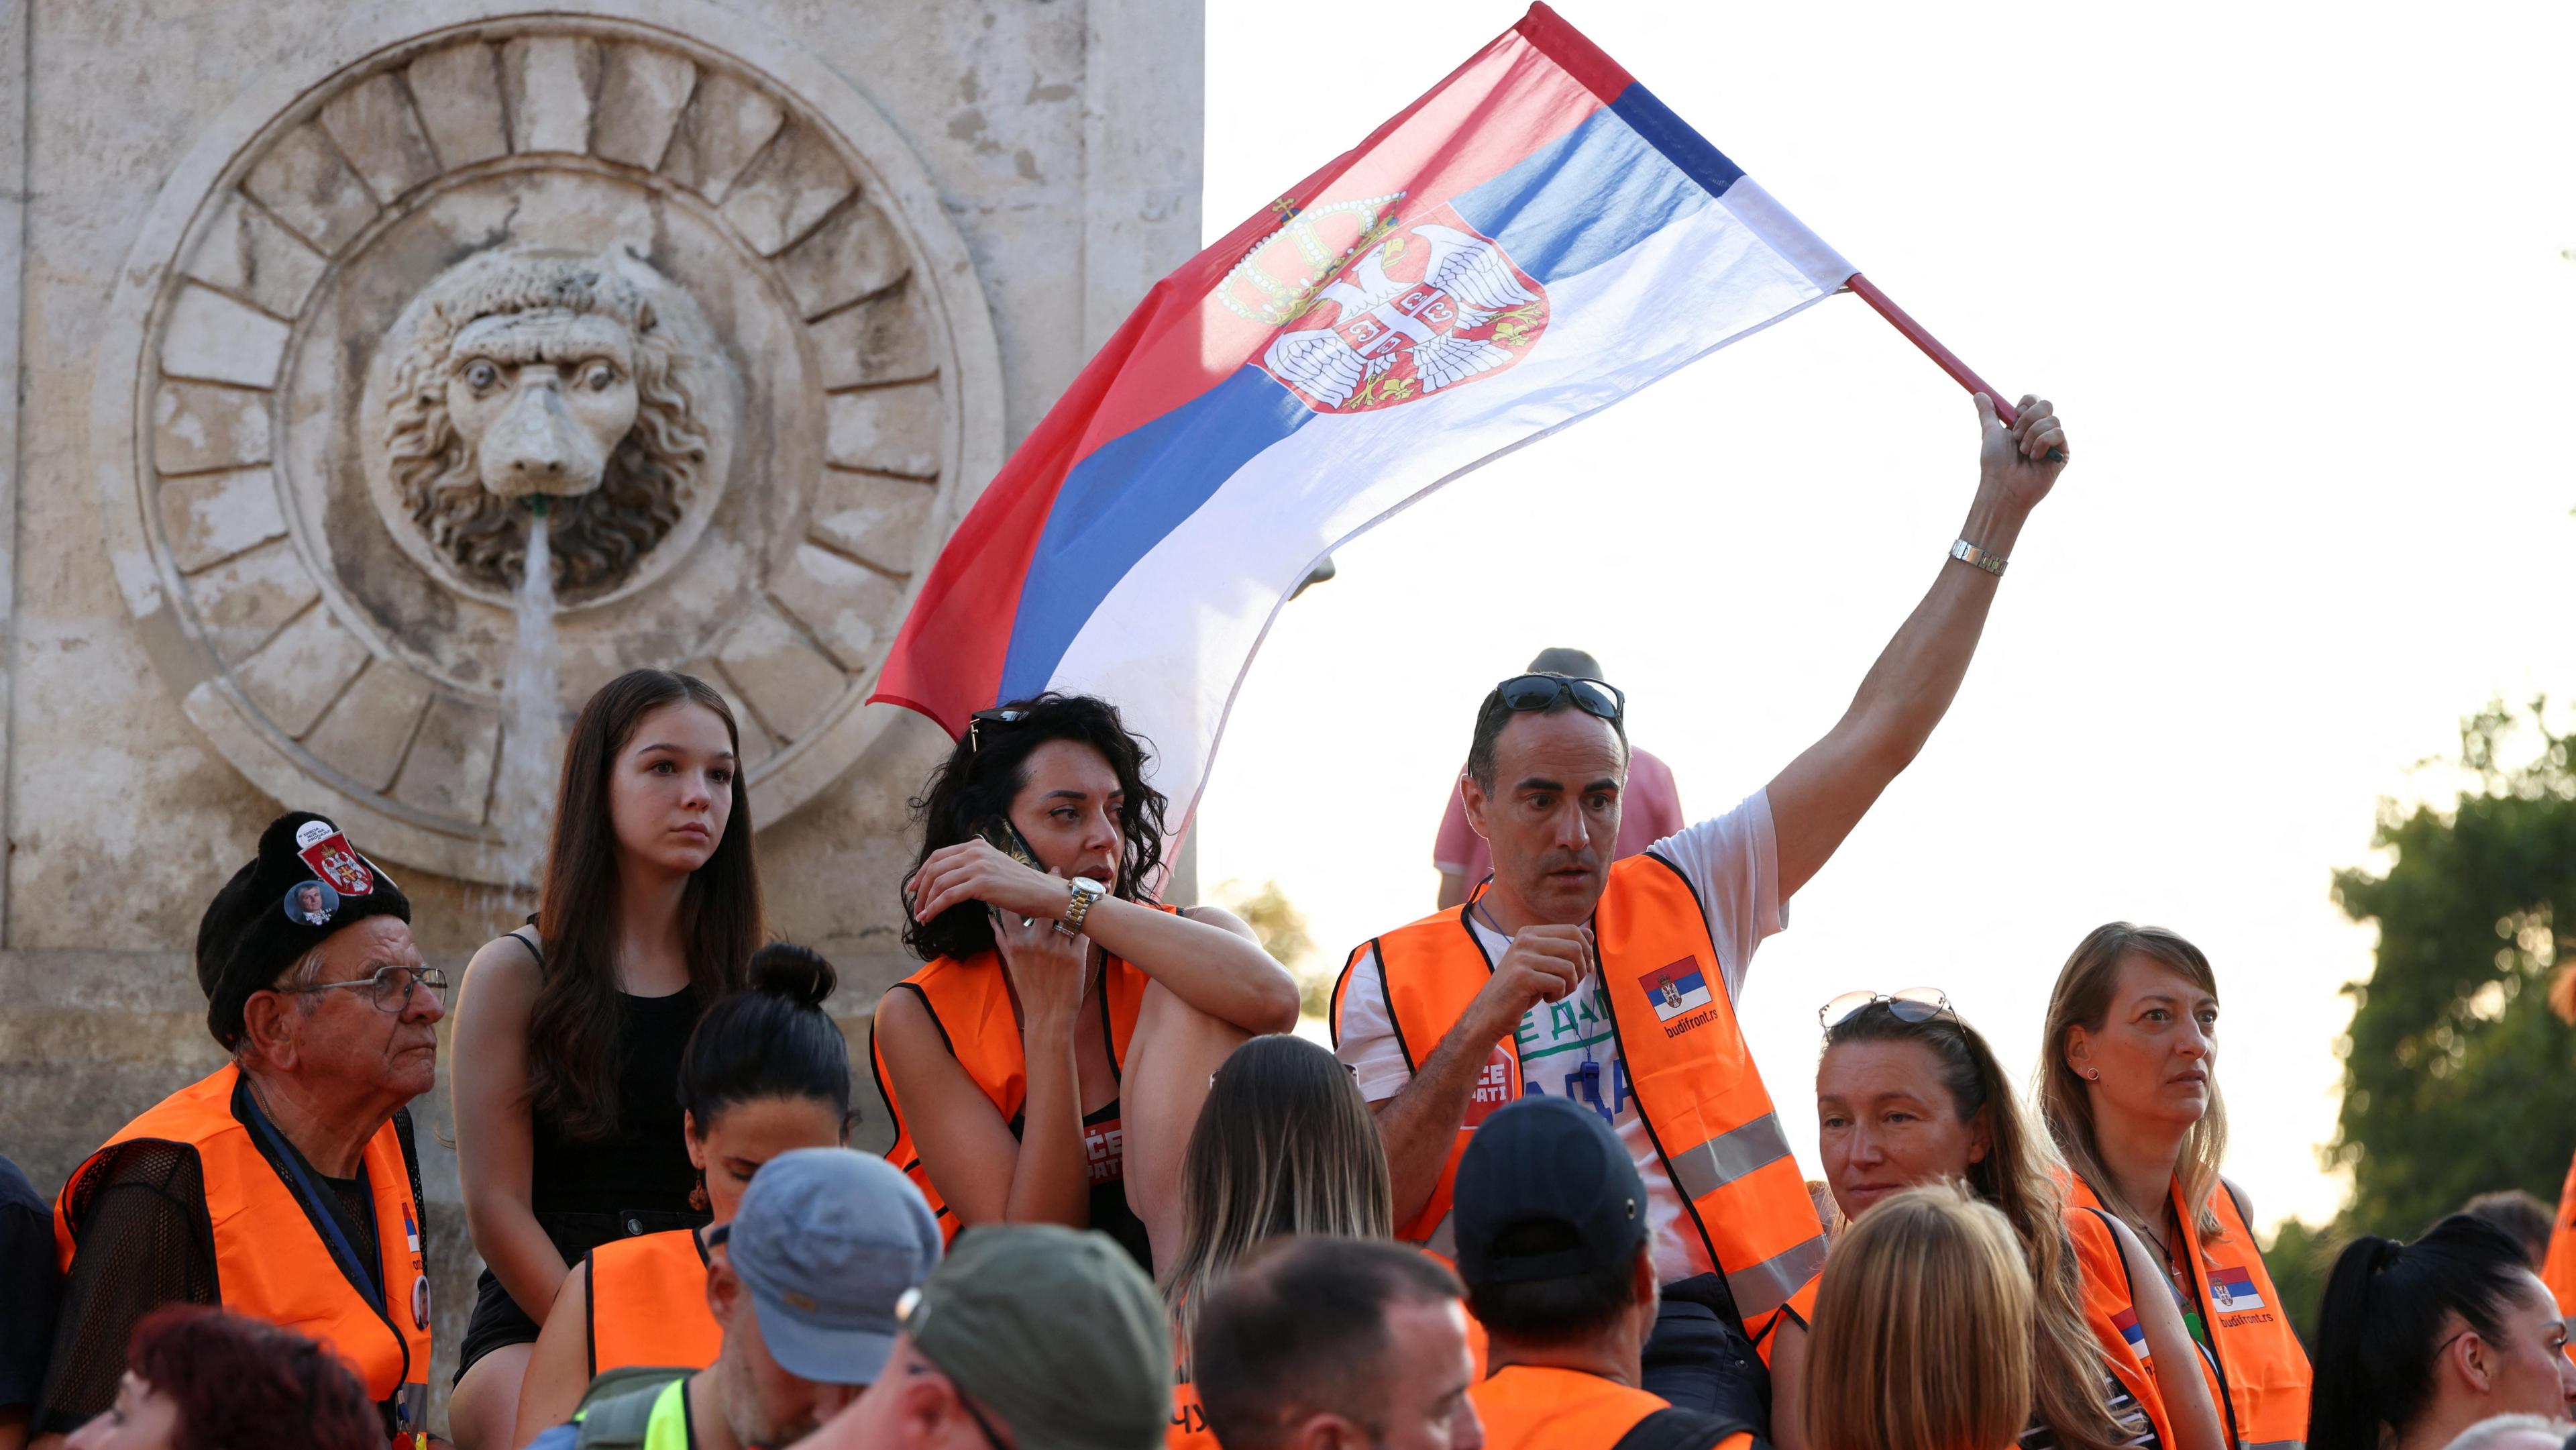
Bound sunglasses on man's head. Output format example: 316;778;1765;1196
1493;672;1625;725
1819;986;1955;1031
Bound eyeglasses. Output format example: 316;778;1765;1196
967;708;1030;754
896;1291;1014;1450
274;964;449;1013
1493;673;1625;725
1819;986;1953;1031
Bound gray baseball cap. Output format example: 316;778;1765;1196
720;1147;942;1385
904;1225;1171;1450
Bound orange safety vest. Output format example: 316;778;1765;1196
873;933;1159;1241
52;1064;431;1445
1471;1364;1752;1450
2068;1205;2183;1450
586;1228;721;1376
2069;1174;2310;1450
2542;1149;2576;1318
1332;858;1828;1339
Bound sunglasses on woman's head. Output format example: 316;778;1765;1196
967;707;1030;754
1493;672;1625;725
1819;986;1955;1031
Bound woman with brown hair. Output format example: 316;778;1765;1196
1803;1182;2035;1450
874;692;1299;1274
1160;1033;1395;1450
63;1306;380;1450
445;669;763;1450
1815;992;2222;1450
2039;923;2310;1450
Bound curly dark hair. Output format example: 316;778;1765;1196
902;692;1169;963
125;1305;382;1450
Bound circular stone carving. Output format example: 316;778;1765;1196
93;3;1006;882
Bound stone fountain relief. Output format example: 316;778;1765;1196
99;17;1007;883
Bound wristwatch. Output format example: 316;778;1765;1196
1949;537;2008;577
1061;876;1108;935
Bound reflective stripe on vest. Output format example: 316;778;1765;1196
588;1230;720;1377
1336;856;1827;1329
873;925;1163;1243
2069;1174;2310;1450
2067;1205;2182;1450
52;1064;431;1434
2542;1150;2576;1320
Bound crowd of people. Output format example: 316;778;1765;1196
5;394;2575;1450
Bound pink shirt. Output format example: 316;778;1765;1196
1432;744;1684;888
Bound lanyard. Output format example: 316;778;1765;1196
241;1088;387;1316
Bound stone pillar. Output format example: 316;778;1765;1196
2;0;1201;1431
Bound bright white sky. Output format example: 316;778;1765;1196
1189;1;2576;1229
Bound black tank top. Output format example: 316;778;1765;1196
515;931;706;1247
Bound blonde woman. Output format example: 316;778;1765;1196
1816;993;2222;1450
2039;924;2311;1450
1163;1035;1395;1450
1804;1182;2035;1450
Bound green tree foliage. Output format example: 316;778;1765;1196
2263;699;2576;1346
1216;878;1330;1017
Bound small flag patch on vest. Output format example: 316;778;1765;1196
2112;1306;2149;1358
405;1205;420;1254
1638;957;1713;1025
2209;1265;2265;1312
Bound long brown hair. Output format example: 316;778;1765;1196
1823;1004;2121;1450
1163;1035;1392;1377
2037;922;2229;1239
1805;1182;2034;1450
525;669;761;1138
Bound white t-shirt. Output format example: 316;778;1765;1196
1336;789;1788;1286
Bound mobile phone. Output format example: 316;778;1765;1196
980;815;1040;871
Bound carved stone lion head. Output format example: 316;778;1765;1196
380;248;710;597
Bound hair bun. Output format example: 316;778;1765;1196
747;941;837;1008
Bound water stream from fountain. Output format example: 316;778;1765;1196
492;505;561;891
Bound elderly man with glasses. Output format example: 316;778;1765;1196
1331;394;2073;1450
34;812;447;1449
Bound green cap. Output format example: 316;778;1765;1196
905;1225;1171;1450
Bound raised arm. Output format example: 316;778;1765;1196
908;843;1299;1033
1766;394;2070;900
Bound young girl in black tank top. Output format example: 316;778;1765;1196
445;670;763;1450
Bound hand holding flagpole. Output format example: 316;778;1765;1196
1844;272;2067;462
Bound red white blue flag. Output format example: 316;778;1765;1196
871;5;1856;831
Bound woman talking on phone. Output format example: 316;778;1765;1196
873;693;1299;1272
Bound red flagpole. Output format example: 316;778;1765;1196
1844;272;2061;458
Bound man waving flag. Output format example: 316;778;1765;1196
873;3;1864;828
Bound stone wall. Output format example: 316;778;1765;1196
0;0;1201;1426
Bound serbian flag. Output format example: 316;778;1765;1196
871;4;1856;832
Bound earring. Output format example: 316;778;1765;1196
2084;1070;2100;1082
688;1172;709;1214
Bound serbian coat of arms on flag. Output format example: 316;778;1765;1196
1242;199;1550;414
1639;957;1714;1025
2209;1265;2267;1312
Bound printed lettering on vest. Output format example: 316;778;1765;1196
1637;955;1719;1037
1466;1045;1514;1126
1085;1117;1126;1186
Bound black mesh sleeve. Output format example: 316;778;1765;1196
32;1141;219;1436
